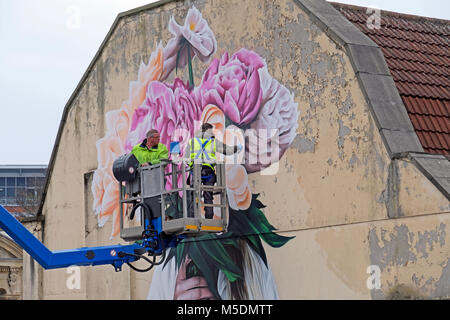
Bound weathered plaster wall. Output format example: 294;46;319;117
38;0;449;299
393;159;450;218
266;212;449;299
241;0;449;232
21;220;44;300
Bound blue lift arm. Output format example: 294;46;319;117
0;205;143;271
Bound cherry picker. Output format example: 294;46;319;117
0;154;228;272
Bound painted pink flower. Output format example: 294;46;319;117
92;45;163;239
125;78;203;191
126;78;202;155
162;6;217;81
194;49;265;126
245;67;299;173
124;101;152;153
158;78;203;151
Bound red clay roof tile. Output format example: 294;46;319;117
333;2;450;155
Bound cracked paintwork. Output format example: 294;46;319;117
34;0;450;299
368;218;449;299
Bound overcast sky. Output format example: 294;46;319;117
0;0;448;165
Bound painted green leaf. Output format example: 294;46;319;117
187;43;194;89
162;193;295;300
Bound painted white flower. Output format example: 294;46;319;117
162;6;217;80
245;67;299;173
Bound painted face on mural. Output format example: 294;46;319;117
92;5;299;300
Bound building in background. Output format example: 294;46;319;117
0;165;46;300
0;165;47;217
0;232;23;300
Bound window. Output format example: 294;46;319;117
6;186;16;204
26;177;35;187
0;167;47;208
7;177;15;187
16;187;25;199
0;184;5;205
17;177;26;186
6;188;15;197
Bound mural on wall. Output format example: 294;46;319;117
92;6;299;299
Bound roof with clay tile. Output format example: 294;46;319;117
332;2;450;156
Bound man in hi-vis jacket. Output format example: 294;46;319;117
185;123;241;219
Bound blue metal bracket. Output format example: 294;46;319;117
0;205;143;271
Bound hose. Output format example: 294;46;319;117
129;201;151;221
148;234;166;266
118;240;166;272
119;199;168;272
119;252;156;272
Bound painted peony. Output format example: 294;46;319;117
92;45;163;238
258;66;299;148
92;132;125;237
126;78;202;156
194;49;265;126
124;44;164;115
245;66;299;173
91;6;300;239
125;78;203;192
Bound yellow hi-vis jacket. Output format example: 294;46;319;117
188;137;216;170
131;141;168;165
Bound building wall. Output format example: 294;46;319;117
20;220;44;300
0;233;23;300
1;220;44;300
38;0;449;299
